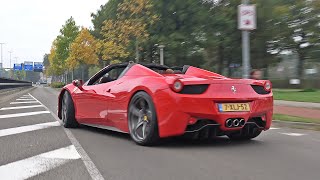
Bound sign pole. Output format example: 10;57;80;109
159;45;165;65
241;0;250;79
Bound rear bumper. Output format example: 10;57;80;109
153;88;273;138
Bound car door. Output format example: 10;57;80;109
73;65;126;126
73;82;115;126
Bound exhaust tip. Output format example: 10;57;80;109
239;119;245;126
226;119;233;128
233;119;240;127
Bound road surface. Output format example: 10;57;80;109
0;86;319;180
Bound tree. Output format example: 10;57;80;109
47;40;63;76
272;0;320;77
54;17;80;75
100;0;158;63
43;54;50;67
91;0;124;39
66;28;101;69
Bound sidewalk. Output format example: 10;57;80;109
274;100;320;119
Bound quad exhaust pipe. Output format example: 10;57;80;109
225;118;245;128
239;119;245;126
233;119;240;127
226;119;233;128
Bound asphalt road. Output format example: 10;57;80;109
0;86;319;180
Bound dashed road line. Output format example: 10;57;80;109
0;121;60;137
0;105;44;111
270;127;280;130
28;93;105;180
0;145;81;180
18;96;33;99
280;133;306;137
16;99;35;101
0;111;50;119
10;101;39;104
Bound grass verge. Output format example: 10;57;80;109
273;89;320;103
273;114;320;124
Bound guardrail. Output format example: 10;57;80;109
0;78;32;89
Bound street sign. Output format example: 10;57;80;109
13;63;22;71
24;61;33;71
33;62;43;72
238;5;256;30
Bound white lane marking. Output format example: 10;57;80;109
10;101;39;104
280;133;306;137
0;145;81;180
28;93;105;180
0;105;44;111
0;111;50;119
270;127;280;130
0;121;60;137
16;99;35;101
18;96;34;99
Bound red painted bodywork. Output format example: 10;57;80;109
58;64;273;138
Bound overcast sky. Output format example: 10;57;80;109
0;0;107;68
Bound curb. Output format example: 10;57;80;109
273;120;320;131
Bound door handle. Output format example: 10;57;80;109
106;89;111;93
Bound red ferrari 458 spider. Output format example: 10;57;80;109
58;62;273;145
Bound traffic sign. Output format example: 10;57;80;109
13;63;22;71
24;61;33;71
238;5;256;30
33;62;43;72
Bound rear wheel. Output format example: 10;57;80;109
128;92;159;146
227;128;262;140
61;92;79;128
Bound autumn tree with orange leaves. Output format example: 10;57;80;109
100;0;158;63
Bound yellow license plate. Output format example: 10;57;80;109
218;103;250;112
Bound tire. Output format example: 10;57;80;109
61;91;79;128
227;128;262;140
128;91;159;146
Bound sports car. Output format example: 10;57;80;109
58;62;273;145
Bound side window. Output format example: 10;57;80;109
90;67;126;85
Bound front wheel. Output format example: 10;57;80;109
61;92;79;128
128;92;159;146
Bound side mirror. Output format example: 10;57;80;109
72;80;84;91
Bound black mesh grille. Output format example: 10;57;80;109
251;85;270;95
247;117;266;128
179;84;209;94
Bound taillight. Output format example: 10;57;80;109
264;81;272;92
171;79;184;92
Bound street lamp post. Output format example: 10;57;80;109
8;51;12;70
8;51;12;78
158;45;165;65
13;57;18;79
0;43;5;77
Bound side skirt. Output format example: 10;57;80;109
81;123;127;134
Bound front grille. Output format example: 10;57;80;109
179;84;209;94
251;85;270;95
